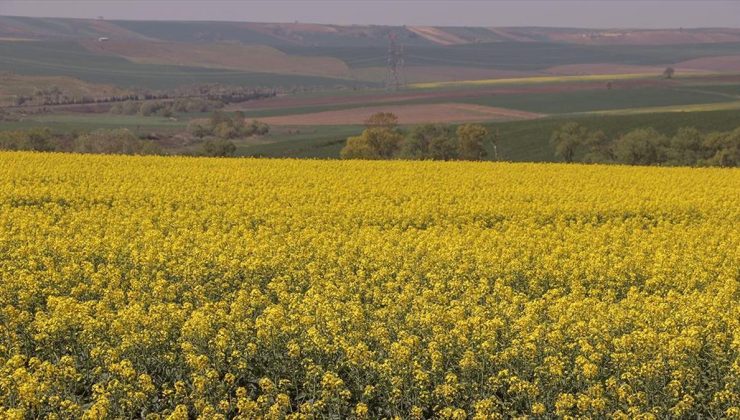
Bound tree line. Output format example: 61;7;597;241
0;111;271;157
188;111;269;139
110;98;225;117
550;122;740;167
341;113;490;161
5;81;276;109
0;128;161;155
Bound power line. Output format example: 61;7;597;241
385;31;405;91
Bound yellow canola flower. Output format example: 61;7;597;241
0;151;738;418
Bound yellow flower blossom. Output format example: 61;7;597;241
0;152;737;418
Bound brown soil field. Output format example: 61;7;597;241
259;103;543;125
80;40;351;78
676;55;740;72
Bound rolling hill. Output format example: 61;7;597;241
4;16;740;47
1;16;740;91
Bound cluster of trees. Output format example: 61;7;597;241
185;111;270;157
200;138;237;157
177;84;277;104
0;110;270;158
7;80;276;110
551;122;740;167
0;128;161;155
110;98;225;117
11;89;142;108
188;111;269;140
340;113;489;161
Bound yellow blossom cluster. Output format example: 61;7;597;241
0;151;738;418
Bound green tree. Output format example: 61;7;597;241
612;128;669;165
364;112;399;129
340;135;380;159
139;101;170;117
667;127;705;166
456;123;488;161
25;128;55;152
187;120;213;139
213;122;241;139
550;122;591;163
340;127;404;160
1;129;37;151
247;120;270;136
206;111;261;139
400;124;453;159
74;129;158;155
210;110;230;127
429;135;459;161
202;138;237;157
582;129;612;163
119;101;140;115
701;128;740;167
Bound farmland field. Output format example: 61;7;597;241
280;41;740;71
0;114;188;133
0;41;370;90
259;103;542;125
426;87;733;114
233;80;740;121
0;152;738;418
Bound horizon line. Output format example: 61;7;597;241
2;14;740;30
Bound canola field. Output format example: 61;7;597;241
0;152;739;419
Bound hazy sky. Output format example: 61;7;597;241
1;0;739;28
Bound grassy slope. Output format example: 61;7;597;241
0;41;374;89
280;42;740;70
683;84;740;96
80;40;353;79
236;125;363;158
0;114;187;133
239;84;738;118
4;17;740;90
460;87;734;114
109;20;435;47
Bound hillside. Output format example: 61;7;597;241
1;16;740;91
3;16;740;46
